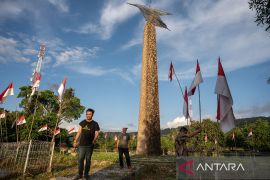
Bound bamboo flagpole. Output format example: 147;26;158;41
198;85;202;123
48;77;67;172
173;66;184;98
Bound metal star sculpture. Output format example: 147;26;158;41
128;3;171;30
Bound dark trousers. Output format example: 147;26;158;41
118;147;131;167
78;146;94;176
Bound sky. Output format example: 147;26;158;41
0;0;270;132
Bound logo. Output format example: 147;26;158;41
178;160;245;175
178;160;194;175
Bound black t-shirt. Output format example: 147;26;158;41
79;120;100;146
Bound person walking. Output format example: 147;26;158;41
73;108;100;180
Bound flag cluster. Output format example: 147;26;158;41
169;57;235;133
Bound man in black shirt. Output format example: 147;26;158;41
73;108;100;180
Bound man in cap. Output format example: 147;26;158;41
175;126;201;156
117;127;131;169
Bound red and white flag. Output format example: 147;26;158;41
215;58;235;133
188;60;203;96
114;134;118;141
0;83;14;103
16;116;26;126
31;73;41;96
183;87;189;119
204;134;208;143
58;77;67;102
38;124;48;132
168;62;174;82
0;112;6;119
54;128;60;136
68;127;76;134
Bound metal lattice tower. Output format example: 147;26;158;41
31;44;45;85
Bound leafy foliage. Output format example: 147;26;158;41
249;0;270;32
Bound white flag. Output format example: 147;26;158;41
31;73;41;96
54;128;60;136
188;60;203;96
16;116;26;126
215;58;235;133
38;124;48;132
58;77;67;102
0;83;14;103
0;112;6;119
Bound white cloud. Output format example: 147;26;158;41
69;65;136;84
235;102;270;118
53;46;100;67
0;36;31;63
166;116;191;128
69;65;116;76
48;0;69;13
71;0;143;40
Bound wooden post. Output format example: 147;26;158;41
47;102;62;172
198;85;202;123
0;118;3;142
23;140;32;176
47;142;55;172
27;93;40;141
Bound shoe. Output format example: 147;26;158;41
73;175;83;180
84;175;91;180
128;166;132;169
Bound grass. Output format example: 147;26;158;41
12;151;177;180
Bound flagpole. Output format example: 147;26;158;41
27;91;40;141
0;117;3;142
198;85;202;123
5;117;8;142
172;64;184;98
48;101;62;172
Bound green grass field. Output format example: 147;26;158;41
14;151;176;180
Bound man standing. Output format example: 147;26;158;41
117;127;131;169
175;126;201;156
73;108;100;180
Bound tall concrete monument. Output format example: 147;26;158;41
128;3;171;155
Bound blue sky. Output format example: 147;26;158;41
0;0;270;131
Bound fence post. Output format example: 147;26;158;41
23;140;32;176
47;142;55;172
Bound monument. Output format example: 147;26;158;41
129;3;171;155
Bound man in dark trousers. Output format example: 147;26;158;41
175;126;201;156
73;108;100;180
117;127;131;169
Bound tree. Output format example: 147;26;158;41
243;119;270;151
14;86;85;141
225;127;245;150
186;119;224;153
249;0;270;32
